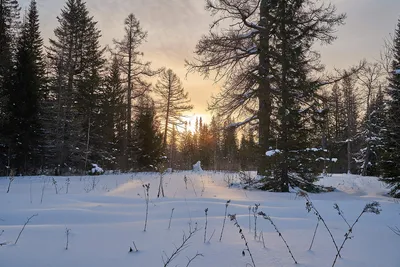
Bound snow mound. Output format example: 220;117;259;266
317;173;389;196
192;161;203;172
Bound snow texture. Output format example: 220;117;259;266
0;172;399;267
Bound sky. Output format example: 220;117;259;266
20;0;400;123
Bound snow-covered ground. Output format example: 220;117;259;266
0;172;399;267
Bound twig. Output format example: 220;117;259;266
168;208;175;230
298;191;341;257
219;200;231;242
143;183;150;232
309;218;320;250
66;178;70;194
204;208;208;243
388;226;400;236
15;214;38;245
333;203;351;228
162;226;200;267
186;252;204;267
40;179;46;204
30;180;32;204
228;214;256;267
332;202;381;267
252;204;260;240
65;228;71;250
260;231;266;249
129;241;139;252
189;178;197;197
207;229;216;243
248;206;251;233
6;174;15;193
258;212;298;264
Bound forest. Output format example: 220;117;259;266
1;0;400;197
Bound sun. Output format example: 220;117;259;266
180;113;211;133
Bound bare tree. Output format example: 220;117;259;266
154;69;193;152
114;13;158;170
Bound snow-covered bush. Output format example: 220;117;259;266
89;164;104;175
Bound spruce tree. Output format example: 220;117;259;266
6;0;44;174
101;55;126;169
47;0;105;173
0;0;20;174
188;0;345;191
132;95;163;171
357;87;385;176
380;18;400;197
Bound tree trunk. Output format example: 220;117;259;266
257;0;272;176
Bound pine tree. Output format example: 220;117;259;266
380;18;400;197
132;95;163;171
6;0;45;174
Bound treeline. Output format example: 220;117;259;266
2;0;400;198
0;0;168;175
170;117;257;171
0;0;256;175
186;0;400;196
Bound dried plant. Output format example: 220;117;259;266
333;203;350;228
65;178;71;194
219;200;231;242
228;214;256;267
168;208;175;230
184;175;188;189
252;204;260;239
15;214;38;245
129;241;139;253
143;183;150;232
204;208;208;243
162;225;200;267
309;218;320;250
6;170;15;193
331;202;381;267
258;211;298;264
65;228;71;250
389;226;400;236
297;190;341;257
157;164;167;198
185;252;204;267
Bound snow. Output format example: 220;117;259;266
266;149;281;156
0;172;399;267
192;161;203;172
90;164;104;174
